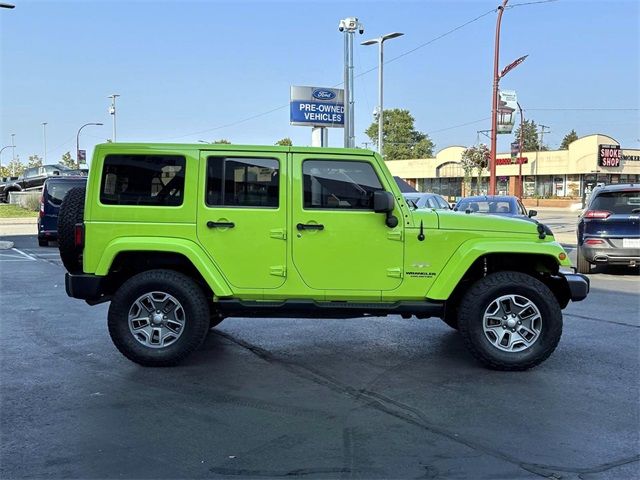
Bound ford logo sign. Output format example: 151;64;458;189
312;89;336;101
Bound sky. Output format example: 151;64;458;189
1;0;638;166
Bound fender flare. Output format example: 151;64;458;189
426;238;569;300
94;236;233;297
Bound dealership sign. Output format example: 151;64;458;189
598;144;621;167
290;86;344;128
497;90;517;134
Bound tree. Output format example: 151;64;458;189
275;137;293;146
60;151;76;168
213;139;231;144
560;129;578;149
2;156;24;177
27;155;43;168
513;119;547;151
365;108;435;160
461;144;489;194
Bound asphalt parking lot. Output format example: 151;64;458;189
1;233;639;479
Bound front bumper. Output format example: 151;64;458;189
561;272;590;302
65;273;105;302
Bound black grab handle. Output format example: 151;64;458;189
207;221;235;228
297;223;324;231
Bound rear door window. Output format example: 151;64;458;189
100;154;186;206
591;190;640;214
206;157;279;207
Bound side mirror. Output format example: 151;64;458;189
373;191;398;228
374;190;394;213
528;209;537;218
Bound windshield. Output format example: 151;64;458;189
590;190;640;214
457;199;514;214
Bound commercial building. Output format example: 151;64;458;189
385;134;640;200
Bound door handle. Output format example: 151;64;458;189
207;221;235;228
297;223;324;231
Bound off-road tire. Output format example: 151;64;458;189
576;246;591;274
441;307;459;330
57;186;85;273
457;271;562;371
108;269;210;367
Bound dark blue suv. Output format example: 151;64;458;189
38;176;87;246
577;184;640;273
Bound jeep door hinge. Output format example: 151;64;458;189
270;265;287;277
386;267;403;278
387;230;403;241
270;228;287;240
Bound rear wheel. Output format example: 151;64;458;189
57;187;85;273
457;271;562;371
576;246;592;274
108;270;210;367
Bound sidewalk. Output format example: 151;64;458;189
0;217;37;236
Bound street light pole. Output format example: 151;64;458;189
108;94;120;142
76;123;103;169
10;133;15;165
489;0;509;196
42;122;48;163
517;102;524;198
0;145;13;172
362;32;404;157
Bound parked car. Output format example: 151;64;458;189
576;183;640;273
403;192;451;210
0;164;86;203
454;195;536;221
60;142;588;370
37;176;87;246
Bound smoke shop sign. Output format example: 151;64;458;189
598;144;621;167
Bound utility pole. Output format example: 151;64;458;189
539;124;550;150
108;94;120;142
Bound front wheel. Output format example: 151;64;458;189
108;270;210;367
457;271;562;371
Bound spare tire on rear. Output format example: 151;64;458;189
58;186;86;274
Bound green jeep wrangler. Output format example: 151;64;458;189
60;143;589;370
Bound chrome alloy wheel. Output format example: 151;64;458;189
482;294;542;352
128;292;186;349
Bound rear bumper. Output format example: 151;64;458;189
65;273;105;302
581;245;640;265
561;272;590;302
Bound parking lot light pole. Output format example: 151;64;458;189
76;123;103;169
108;94;120;142
339;17;365;148
361;32;404;157
42;122;48;163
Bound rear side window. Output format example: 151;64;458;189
303;160;383;210
100;154;185;206
206;157;279;207
47;181;86;206
590;190;640;214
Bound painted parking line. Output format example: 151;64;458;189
0;249;37;262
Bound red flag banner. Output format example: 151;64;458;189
500;55;528;79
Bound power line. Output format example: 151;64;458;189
426;117;490;135
160;7;499;141
526;108;639;111
507;0;559;8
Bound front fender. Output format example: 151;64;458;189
94;236;233;297
426;237;571;300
